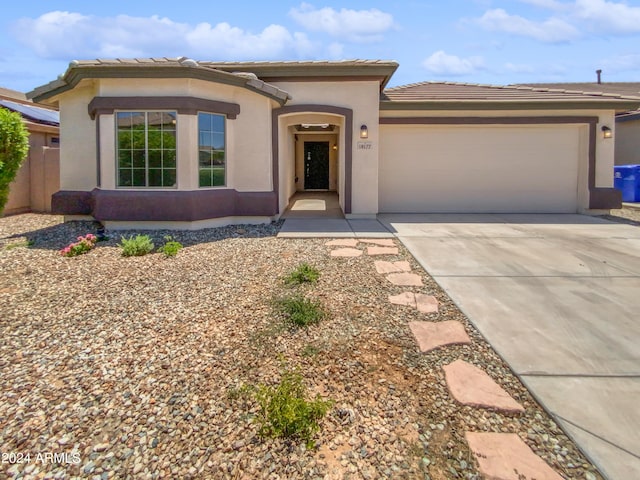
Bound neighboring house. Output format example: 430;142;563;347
518;82;640;166
1;87;60;216
27;58;640;229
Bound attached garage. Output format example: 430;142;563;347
379;123;581;213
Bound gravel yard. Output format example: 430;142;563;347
0;213;606;479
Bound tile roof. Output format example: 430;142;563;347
28;57;292;104
0;86;27;101
516;82;640;98
382;81;640;102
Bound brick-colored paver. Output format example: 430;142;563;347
389;292;417;308
386;273;423;286
330;248;363;257
443;360;524;413
360;239;396;247
415;294;439;314
408;321;471;353
374;260;412;274
326;239;359;247
367;246;399;256
466;432;563;480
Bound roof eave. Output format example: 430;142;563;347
28;65;291;105
207;62;399;91
379;99;640;112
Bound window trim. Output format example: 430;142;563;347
90;96;240;120
115;110;178;189
197;111;227;189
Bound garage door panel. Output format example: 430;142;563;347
379;125;579;213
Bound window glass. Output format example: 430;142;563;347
198;112;225;187
116;111;177;188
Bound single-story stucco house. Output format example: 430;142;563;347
27;58;640;229
518;80;640;167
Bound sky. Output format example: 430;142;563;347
1;1;639;94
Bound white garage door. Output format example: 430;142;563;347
379;124;580;213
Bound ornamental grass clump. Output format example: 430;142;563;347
60;234;97;257
276;294;326;327
284;263;320;286
118;234;154;257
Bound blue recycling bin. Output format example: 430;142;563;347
614;165;640;202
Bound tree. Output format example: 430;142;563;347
0;108;30;215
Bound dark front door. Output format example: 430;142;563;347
304;142;330;190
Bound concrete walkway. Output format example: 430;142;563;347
378;213;640;480
278;218;393;238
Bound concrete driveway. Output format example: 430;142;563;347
379;213;640;480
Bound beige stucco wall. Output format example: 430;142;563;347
4;127;60;216
274;81;381;216
615;117;640;166
57;83;98;191
96;78;276;192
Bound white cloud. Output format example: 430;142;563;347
475;8;580;42
519;0;568;10
504;62;535;73
12;11;315;61
574;0;640;34
289;3;394;42
423;51;484;76
602;53;640;72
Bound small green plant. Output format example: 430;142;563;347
118;234;154;257
158;235;183;257
254;364;332;448
60;234;97;257
284;263;320;286
5;239;33;250
276;294;326;327
301;344;321;357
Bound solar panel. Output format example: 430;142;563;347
0;100;59;125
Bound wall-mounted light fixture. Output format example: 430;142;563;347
332;144;337;151
360;124;368;139
602;126;612;139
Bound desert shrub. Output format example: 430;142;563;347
60;234;97;257
254;365;332;448
158;236;183;257
119;234;154;257
0;108;29;214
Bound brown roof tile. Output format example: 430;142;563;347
383;81;640;102
517;82;640;98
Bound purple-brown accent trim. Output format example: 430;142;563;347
95;115;101;187
51;191;93;215
380;115;621;210
88;96;240;120
272;105;353;214
51;189;277;221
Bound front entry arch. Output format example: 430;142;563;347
272;105;353;215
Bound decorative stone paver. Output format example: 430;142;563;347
374;260;412;274
330;248;363;257
389;292;417;307
386;273;423;286
443;360;524;413
367;246;399;256
408;321;471;353
360;239;396;247
325;239;359;247
465;432;563;480
388;292;439;314
415;294;439;314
